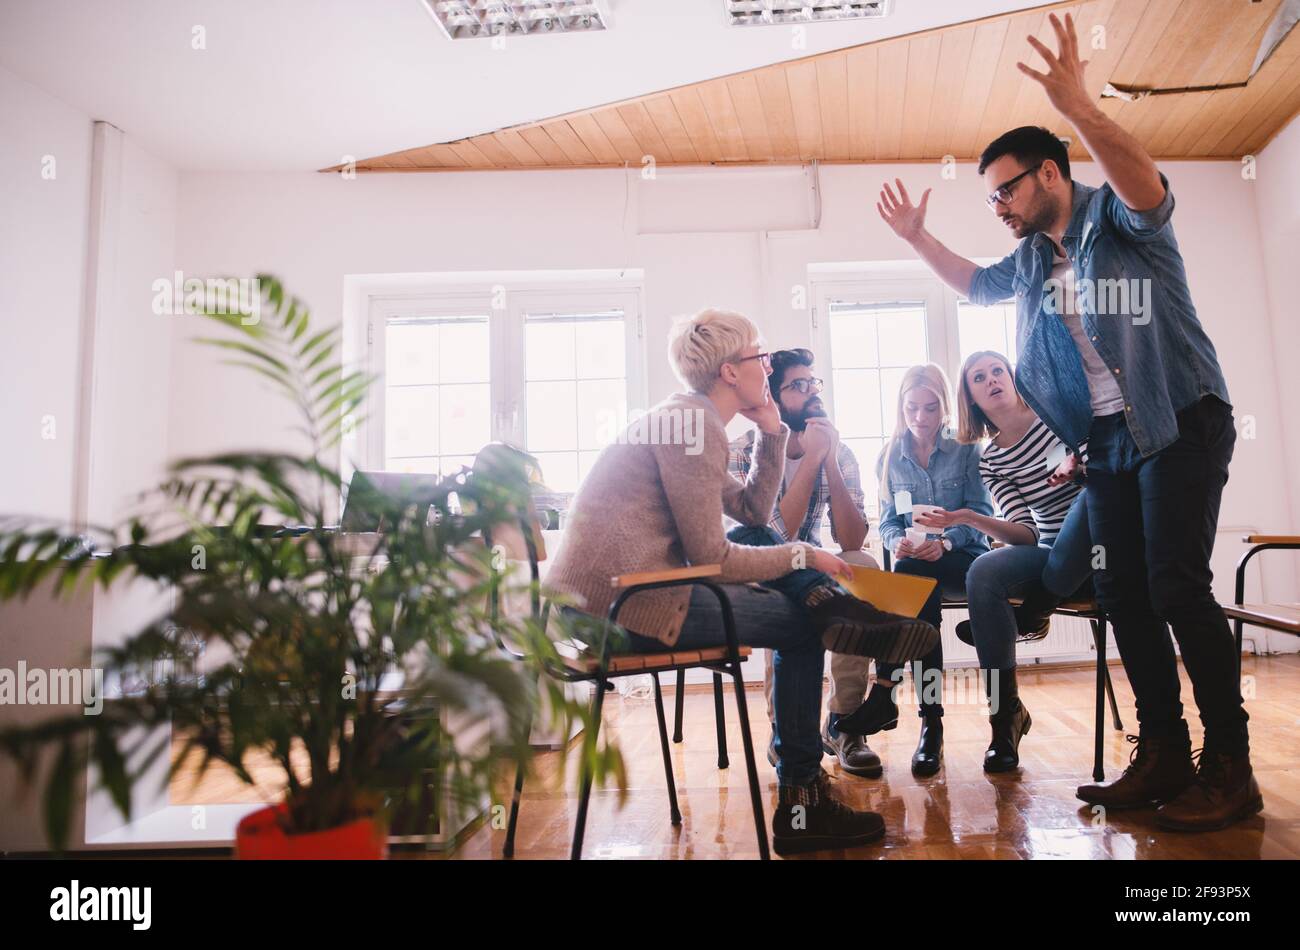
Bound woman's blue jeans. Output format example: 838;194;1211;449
964;493;1094;670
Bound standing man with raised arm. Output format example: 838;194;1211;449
875;13;1258;831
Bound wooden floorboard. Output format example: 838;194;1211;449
171;655;1300;860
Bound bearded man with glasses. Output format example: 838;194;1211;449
729;347;885;778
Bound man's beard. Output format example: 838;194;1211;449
781;396;828;432
1004;186;1057;239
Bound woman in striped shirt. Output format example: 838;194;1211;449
913;350;1094;772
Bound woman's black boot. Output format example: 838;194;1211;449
912;709;944;777
984;668;1032;773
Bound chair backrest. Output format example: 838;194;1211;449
470;443;552;633
469;443;547;565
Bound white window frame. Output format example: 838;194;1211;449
349;271;647;484
809;273;953;419
808;257;1010;406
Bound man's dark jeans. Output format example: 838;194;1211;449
1085;394;1248;749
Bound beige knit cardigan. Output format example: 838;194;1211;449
545;392;808;646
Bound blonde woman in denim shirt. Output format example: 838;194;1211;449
835;363;993;777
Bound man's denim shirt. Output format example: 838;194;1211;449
876;435;993;558
968;173;1230;459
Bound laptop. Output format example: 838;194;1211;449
339;471;444;533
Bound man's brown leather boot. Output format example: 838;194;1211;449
1076;722;1196;809
1155;741;1263;831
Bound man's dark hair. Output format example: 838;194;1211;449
978;126;1071;181
768;347;814;398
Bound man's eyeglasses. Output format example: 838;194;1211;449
780;377;824;395
733;352;772;370
985;162;1043;209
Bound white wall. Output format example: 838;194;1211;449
1255;114;1300;601
172;157;1300;618
0;66;179;851
0;65;92;523
0;65;178;529
84;133;179;527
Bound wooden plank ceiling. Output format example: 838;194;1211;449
331;0;1300;172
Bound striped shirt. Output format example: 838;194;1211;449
978;418;1086;546
727;429;866;546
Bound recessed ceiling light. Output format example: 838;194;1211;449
724;0;892;27
423;1;609;39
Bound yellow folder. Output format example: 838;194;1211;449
841;566;938;618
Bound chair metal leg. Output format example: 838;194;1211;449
1098;619;1124;731
672;669;685;743
1091;620;1106;783
570;675;607;861
1236;626;1244;682
653;673;683;825
503;710;531;858
727;661;770;860
1103;666;1124;731
712;673;729;769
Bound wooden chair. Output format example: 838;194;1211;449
1225;534;1300;674
469;446;769;860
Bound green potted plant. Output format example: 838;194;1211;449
0;276;623;857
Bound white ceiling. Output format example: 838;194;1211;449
0;0;1058;171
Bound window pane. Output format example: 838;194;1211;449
958;302;1017;368
527;380;577;451
880;366;909;421
525;320;575;381
876;307;928;366
576;378;626;450
531;451;579;494
829;309;878;368
575;318;625;380
386;324;438;386
439;319;490;384
578;450;601;486
844;437;883;513
832;368;881;439
386;385;438;457
438;382;491;454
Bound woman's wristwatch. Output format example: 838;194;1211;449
940;535;953;553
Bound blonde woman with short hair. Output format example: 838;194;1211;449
548;307;939;855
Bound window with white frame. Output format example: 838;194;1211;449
826;301;929;514
812;277;947;517
363;279;644;505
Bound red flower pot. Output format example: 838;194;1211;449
235;803;388;860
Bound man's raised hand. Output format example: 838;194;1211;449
877;178;931;244
1018;12;1095;122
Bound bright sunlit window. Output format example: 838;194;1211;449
364;278;644;503
525;309;629;494
384;315;492;478
826;300;929;510
956;300;1018;369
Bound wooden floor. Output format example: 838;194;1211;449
171;655;1300;860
